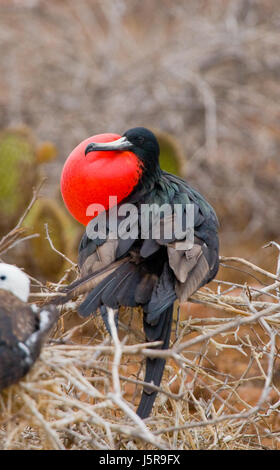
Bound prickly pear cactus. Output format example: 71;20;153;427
153;130;185;176
23;198;76;281
0;128;38;234
0;127;58;236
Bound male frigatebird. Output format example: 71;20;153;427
60;127;219;419
0;263;58;391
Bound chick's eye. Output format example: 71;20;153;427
0;275;6;281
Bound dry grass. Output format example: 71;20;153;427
1;243;280;450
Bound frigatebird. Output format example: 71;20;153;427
0;263;58;391
60;127;219;419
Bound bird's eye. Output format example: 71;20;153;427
0;275;6;281
138;136;144;144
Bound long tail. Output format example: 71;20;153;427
136;304;173;419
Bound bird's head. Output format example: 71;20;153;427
61;127;161;226
85;127;160;172
0;263;30;302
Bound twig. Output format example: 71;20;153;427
44;223;76;267
220;256;280;282
155;333;276;435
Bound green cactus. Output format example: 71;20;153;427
0;128;38;233
0;127;58;236
153;129;185;176
23;198;76;281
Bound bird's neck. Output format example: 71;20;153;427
130;164;162;198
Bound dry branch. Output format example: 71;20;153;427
1;247;280;450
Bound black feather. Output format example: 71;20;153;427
144;263;176;324
101;271;131;309
140;239;160;258
116;269;141;307
137;304;173;419
78;276;115;317
134;274;157;304
116;237;136;258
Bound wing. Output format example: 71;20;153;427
134;171;219;308
135;173;219;418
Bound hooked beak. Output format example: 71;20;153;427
85;136;133;155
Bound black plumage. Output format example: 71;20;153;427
63;127;219;418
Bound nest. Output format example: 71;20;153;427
0;245;280;450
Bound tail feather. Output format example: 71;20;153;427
78;276;115;316
78;261;141;317
101;272;131;309
136;304;173;419
116;269;141;307
50;257;131;306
